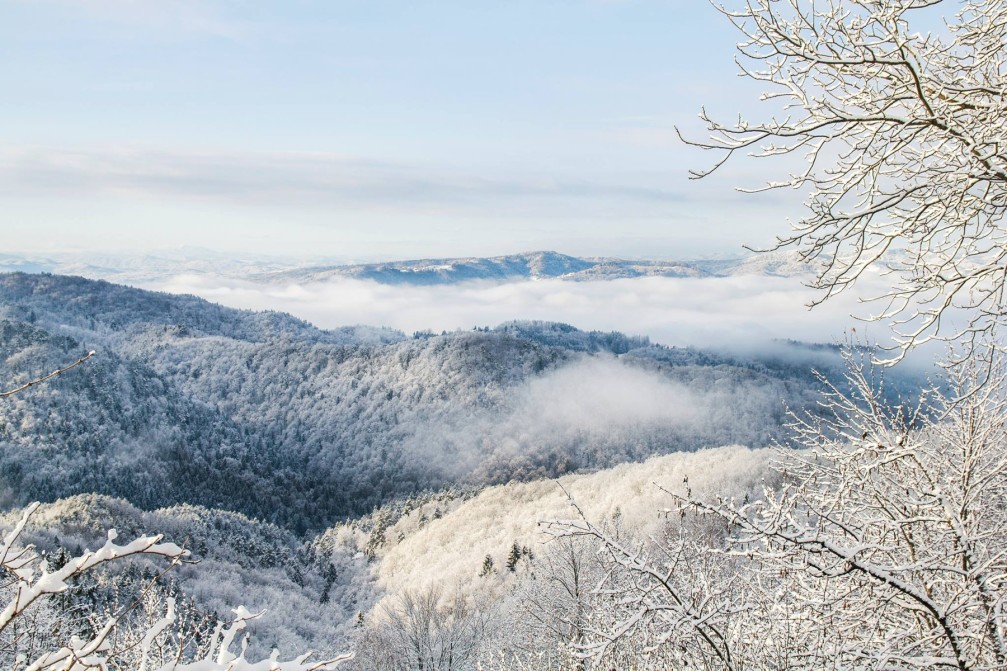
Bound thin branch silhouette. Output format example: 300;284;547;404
0;350;95;398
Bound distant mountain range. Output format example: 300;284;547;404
255;251;715;285
0;249;814;286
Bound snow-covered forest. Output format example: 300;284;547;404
3;0;1007;668
0;272;878;533
0;268;934;666
0;271;871;660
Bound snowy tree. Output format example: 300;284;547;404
690;0;1007;362
0;505;352;670
349;587;487;671
542;501;752;669
0;357;351;670
695;350;1007;669
505;543;522;573
497;536;601;671
478;556;495;578
548;349;1007;669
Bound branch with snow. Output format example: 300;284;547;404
0;503;350;671
686;0;1007;364
0;351;96;399
543;349;1007;668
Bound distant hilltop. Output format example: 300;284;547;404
253;249;814;286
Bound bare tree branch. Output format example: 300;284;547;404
0;351;96;399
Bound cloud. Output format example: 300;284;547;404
399;355;728;481
147;271;889;349
0;147;687;215
516;357;700;431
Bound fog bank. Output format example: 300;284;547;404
149;272;890;348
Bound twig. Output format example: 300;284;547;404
0;351;96;398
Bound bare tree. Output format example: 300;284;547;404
350;587;487;671
689;0;1007;362
543;502;755;670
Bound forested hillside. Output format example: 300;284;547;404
5;493;371;660
3;447;770;665
0;271;933;664
0;272;912;533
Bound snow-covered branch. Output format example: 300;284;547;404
0;503;351;671
0;351;96;399
687;0;1007;363
545;349;1007;668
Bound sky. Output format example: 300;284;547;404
0;0;790;263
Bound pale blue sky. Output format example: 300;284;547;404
1;0;786;262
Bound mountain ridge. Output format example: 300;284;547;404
0;271;863;534
254;250;761;285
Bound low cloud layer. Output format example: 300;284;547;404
149;271;891;349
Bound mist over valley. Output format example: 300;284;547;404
0;264;928;663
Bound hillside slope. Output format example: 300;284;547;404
0;272;880;532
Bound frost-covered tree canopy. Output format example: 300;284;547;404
0;272;909;533
690;0;1007;363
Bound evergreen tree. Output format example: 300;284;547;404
479;555;495;577
506;542;522;572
